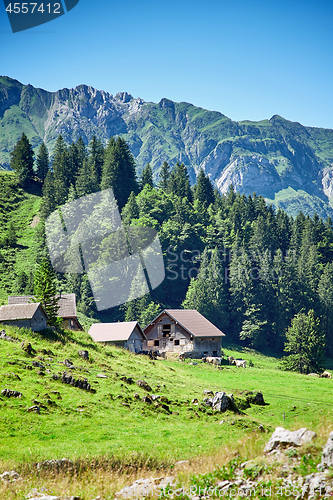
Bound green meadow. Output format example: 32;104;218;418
1;325;332;467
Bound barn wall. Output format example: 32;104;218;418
193;337;222;356
31;308;48;331
144;312;193;352
126;327;144;353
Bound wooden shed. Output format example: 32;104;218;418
0;303;48;332
143;309;225;357
8;294;81;330
88;321;146;353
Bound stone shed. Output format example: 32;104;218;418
0;303;48;332
88;321;146;353
143;309;225;357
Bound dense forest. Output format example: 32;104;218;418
4;133;333;358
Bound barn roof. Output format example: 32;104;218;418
89;321;146;342
0;303;47;321
145;309;226;338
8;294;77;319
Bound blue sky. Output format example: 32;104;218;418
1;0;333;129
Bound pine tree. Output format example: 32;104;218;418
101;137;138;209
158;161;170;191
75;157;98;198
194;169;214;207
36;142;49;183
40;170;56;219
182;247;229;333
51;135;69;206
140;163;154;189
10;133;34;186
88;135;104;183
280;310;325;374
33;257;60;326
121;191;140;225
318;262;333;355
168;162;192;201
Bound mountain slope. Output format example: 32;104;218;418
1;76;333;218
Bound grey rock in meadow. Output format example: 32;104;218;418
136;379;152;391
203;390;214;396
321;432;333;468
264;427;317;453
1;389;22;398
78;350;89;360
36;458;74;472
0;330;14;341
0;470;20;482
115;476;176;498
211;391;232;412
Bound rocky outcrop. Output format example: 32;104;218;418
264;427;317;453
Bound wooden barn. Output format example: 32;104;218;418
8;294;81;330
0;303;48;332
88;321;146;353
143;309;225;357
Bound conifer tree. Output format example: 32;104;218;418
51;135;69;206
194;169;214;207
33;257;60;326
88;135;104;183
158;161;170;191
140;163;154;189
40;170;56;219
168;162;192;201
121;191;140;225
101;137;138;209
36;142;49;183
10;133;34;186
182;247;229;333
280;310;325;374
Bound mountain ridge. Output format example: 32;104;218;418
1;75;333;218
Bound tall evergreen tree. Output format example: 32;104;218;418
10;133;34;186
168;162;192;201
182;247;229;333
88;135;104;183
158;161;170;191
121;191;140;225
194;169;214;207
36;142;49;183
140;163;154;189
281;310;325;374
51;135;69;206
101;137;138;209
33;257;60;326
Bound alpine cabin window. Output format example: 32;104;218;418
154;340;159;346
162;324;171;337
174;339;180;346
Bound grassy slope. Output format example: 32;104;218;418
1;323;333;469
0;173;42;305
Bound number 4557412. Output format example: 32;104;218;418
6;3;61;14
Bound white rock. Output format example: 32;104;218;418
264;427;316;452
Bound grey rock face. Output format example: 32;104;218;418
321;432;333;468
264;427;317;453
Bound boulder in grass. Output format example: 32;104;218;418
264;427;317;453
321;431;333;468
136;379;152;391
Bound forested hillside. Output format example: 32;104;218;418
2;133;333;360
